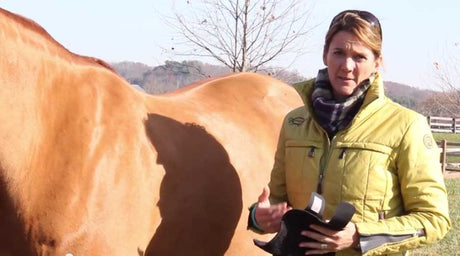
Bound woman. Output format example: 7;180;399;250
248;10;451;255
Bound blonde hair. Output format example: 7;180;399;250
324;11;382;58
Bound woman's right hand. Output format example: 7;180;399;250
254;186;292;233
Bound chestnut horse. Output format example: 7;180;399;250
0;8;302;255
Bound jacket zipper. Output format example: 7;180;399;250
359;230;425;253
339;148;346;159
316;132;339;194
360;230;424;238
308;147;315;157
307;81;381;194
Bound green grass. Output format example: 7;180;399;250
412;178;460;255
433;133;460;142
449;156;460;164
433;133;460;165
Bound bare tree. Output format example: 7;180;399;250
432;42;460;116
165;0;315;72
417;93;454;117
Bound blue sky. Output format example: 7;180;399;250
2;0;459;89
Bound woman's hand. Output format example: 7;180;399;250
299;221;359;255
254;186;291;233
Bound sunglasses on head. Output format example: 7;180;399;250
329;10;382;39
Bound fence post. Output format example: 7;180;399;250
427;116;431;128
454;117;457;133
440;139;447;174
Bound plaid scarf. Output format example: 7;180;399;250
311;68;372;138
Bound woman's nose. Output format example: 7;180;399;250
341;57;354;72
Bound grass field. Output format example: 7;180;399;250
412;178;460;256
433;133;460;165
411;133;459;255
433;133;460;142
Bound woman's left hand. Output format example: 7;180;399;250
298;222;359;255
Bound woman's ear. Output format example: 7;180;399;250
375;55;383;70
322;48;328;66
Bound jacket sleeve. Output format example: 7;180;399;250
268;116;289;205
355;115;452;255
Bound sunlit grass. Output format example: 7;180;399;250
433;133;460;167
412;178;460;255
433;133;460;142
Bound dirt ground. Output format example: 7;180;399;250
445;170;460;179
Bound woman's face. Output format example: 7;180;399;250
324;31;381;101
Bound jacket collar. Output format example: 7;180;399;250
293;71;386;121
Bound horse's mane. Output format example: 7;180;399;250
0;8;118;74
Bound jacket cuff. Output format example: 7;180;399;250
247;203;265;234
356;222;425;254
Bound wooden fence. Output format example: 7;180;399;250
428;116;460;133
438;139;460;173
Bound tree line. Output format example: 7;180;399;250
111;60;459;117
153;0;459;117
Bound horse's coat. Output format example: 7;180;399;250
0;8;302;255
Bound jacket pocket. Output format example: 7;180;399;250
335;142;395;220
284;140;323;207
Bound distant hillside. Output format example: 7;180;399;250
111;60;307;94
111;60;436;114
112;60;228;94
112;61;151;86
384;81;433;110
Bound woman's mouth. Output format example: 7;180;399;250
338;76;353;81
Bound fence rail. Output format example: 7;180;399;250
428;116;460;133
438;140;460;173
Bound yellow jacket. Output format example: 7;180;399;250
268;73;451;255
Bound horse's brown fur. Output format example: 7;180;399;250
0;8;302;255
